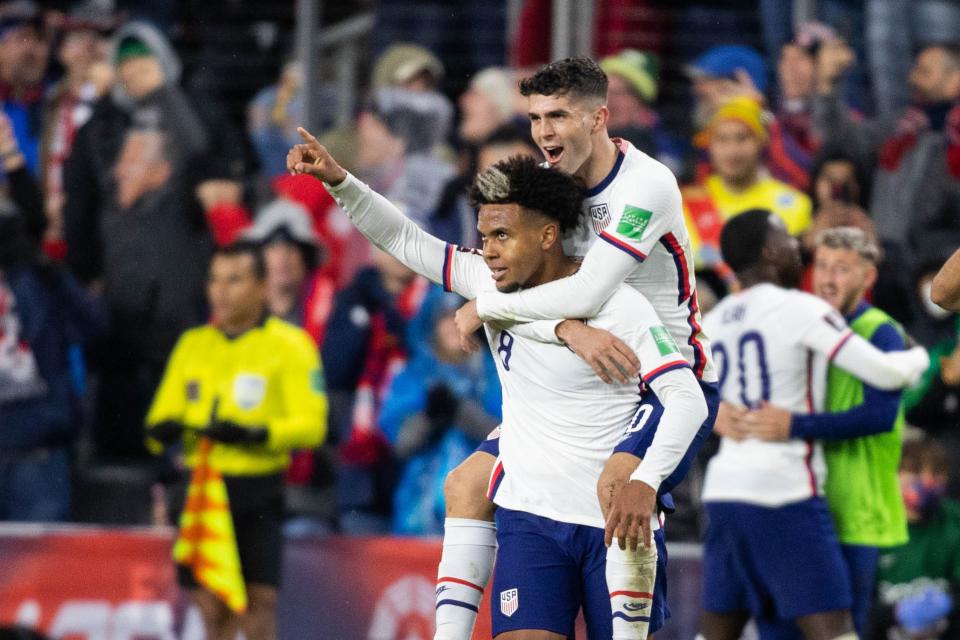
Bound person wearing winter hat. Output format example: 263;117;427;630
682;97;811;286
458;67;518;145
242;199;338;346
354;87;456;233
600;49;683;173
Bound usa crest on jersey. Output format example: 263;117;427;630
500;588;519;617
589;203;611;234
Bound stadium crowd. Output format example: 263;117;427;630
5;0;960;638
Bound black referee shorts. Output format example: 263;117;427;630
175;472;286;588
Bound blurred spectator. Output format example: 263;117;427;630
65;21;215;460
0;110;44;247
242;198;337;347
354;87;455;234
0;201;106;522
322;250;428;531
0;1;48;176
687;44;767;131
760;0;870;112
432;123;538;249
683;97;812;287
599;48;683;173
475;123;539;173
802;150;874;247
380;288;500;536
457;67;518;147
247;59;337;179
40;7;115;261
813;40;960;328
869;438;960;640
767;23;856;191
905;311;960;443
867;0;960;117
319;43;444;173
145;242;326;640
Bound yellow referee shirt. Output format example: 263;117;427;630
146;316;327;476
683;173;812;269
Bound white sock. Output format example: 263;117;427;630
607;539;658;640
434;517;497;640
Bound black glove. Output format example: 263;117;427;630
202;421;268;445
147;420;185;445
425;384;459;428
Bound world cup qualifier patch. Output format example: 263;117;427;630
650;325;680;356
616;205;653;240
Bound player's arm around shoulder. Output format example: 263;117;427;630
265;320;328;450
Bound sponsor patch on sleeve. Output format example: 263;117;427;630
616;205;653;240
650;325;680;356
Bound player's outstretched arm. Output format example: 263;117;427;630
805;325;929;391
288;127;486;298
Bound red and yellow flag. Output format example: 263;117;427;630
173;438;247;613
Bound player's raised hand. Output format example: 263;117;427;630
287;127;347;185
604;479;656;552
742;402;792;441
556;320;640;384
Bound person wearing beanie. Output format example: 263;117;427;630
354;86;456;234
682;97;811;290
600;49;683;173
458;67;518;145
319;43;446;173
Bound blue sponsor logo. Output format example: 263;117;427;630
624;602;649;612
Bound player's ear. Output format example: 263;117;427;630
541;222;559;250
864;263;878;290
593;105;609;132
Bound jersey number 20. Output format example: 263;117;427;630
713;331;770;407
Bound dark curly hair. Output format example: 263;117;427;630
469;155;583;234
518;57;607;102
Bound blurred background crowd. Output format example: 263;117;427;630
6;0;960;601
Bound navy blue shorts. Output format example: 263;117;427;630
491;507;669;639
703;498;852;621
755;543;878;640
613;380;719;496
476;427;500;457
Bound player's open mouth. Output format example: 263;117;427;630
543;146;564;164
490;267;507;281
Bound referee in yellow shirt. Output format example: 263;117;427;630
146;242;327;640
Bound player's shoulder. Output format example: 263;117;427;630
614;143;679;195
781;287;833;315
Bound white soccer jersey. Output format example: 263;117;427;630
700;283;854;507
442;247;691;527
478;139;717;384
327;173;704;528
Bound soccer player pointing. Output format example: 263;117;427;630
289;135;707;639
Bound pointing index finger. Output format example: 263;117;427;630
297;126;318;143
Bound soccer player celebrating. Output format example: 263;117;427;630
440;56;720;640
699;211;929;640
288;137;708;638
